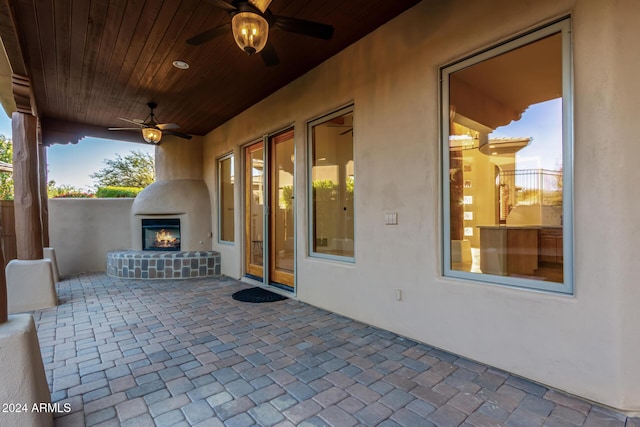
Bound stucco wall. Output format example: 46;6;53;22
49;198;133;276
155;135;204;181
201;0;640;411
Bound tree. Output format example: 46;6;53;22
91;149;155;188
0;135;13;200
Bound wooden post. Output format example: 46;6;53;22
12;112;43;260
38;143;50;247
0;187;6;324
0;201;17;266
0;238;6;324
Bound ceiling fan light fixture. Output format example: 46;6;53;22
142;127;162;144
231;12;269;55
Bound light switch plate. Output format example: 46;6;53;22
385;212;398;225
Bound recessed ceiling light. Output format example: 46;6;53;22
172;60;190;70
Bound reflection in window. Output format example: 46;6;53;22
309;106;355;260
247;144;264;267
442;20;572;292
218;155;234;243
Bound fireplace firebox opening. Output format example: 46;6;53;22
142;218;181;251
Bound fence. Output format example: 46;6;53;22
498;169;562;221
0;200;16;267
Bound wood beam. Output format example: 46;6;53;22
0;0;26;76
12;112;43;260
38;142;49;247
11;73;34;115
41;118;148;146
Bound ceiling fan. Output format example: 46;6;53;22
186;0;334;66
108;102;192;144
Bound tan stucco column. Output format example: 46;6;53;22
6;112;56;314
12;111;43;260
0;75;53;425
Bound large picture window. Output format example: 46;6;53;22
441;19;573;293
308;106;355;261
218;154;235;243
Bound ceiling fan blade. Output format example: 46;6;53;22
271;15;334;40
157;123;180;130
187;23;230;45
118;118;144;126
163;130;193;140
204;0;237;12
108;127;143;131
249;0;272;13
260;41;279;66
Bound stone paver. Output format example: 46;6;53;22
27;273;632;427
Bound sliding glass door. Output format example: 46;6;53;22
244;129;295;290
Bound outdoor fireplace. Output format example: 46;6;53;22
142;218;181;251
109;174;219;279
131;179;211;251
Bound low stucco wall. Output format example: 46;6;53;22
49;198;133;276
0;314;52;427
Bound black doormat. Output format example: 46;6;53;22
232;287;288;303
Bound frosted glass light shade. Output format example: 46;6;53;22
142;127;162;144
231;12;269;55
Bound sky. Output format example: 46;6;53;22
490;98;563;171
0;113;155;191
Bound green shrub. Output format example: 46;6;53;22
48;182;93;198
96;186;143;198
53;191;95;198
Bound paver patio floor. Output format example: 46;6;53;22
30;273;638;427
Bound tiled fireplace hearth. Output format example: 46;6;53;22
107;250;220;279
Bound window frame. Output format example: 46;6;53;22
307;104;356;263
217;152;235;245
440;18;574;294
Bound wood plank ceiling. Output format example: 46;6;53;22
1;0;421;144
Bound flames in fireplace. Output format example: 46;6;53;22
142;218;181;251
154;229;180;249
